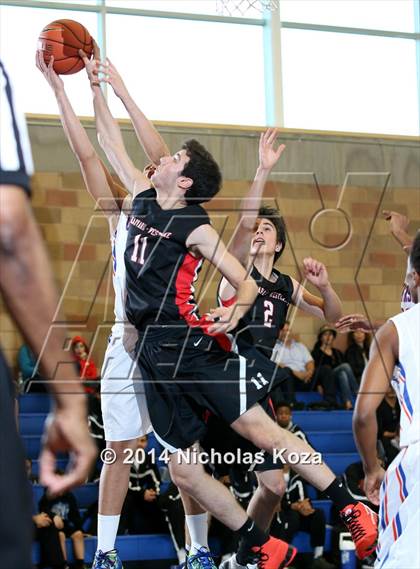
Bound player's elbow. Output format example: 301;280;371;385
353;404;374;429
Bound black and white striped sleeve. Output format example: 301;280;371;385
0;59;33;196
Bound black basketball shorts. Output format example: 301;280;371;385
136;325;290;453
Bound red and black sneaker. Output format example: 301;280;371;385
340;502;378;559
251;536;297;569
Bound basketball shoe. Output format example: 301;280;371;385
221;537;297;569
186;546;217;568
91;549;123;569
340;502;378;559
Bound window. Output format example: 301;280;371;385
280;0;416;33
106;14;266;125
281;29;418;135
0;5;98;116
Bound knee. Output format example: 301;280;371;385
72;530;83;540
169;459;204;495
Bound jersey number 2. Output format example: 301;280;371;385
131;235;148;265
263;300;274;327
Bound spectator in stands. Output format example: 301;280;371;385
312;325;358;410
120;435;167;535
71;336;99;394
376;386;400;466
271;321;313;408
345;330;371;384
271;464;336;569
39;484;85;569
26;460;68;569
18;344;46;393
275;401;309;444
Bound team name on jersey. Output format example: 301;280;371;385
258;286;290;305
129;216;173;239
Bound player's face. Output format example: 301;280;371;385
250;218;279;259
151;150;190;191
276;406;291;428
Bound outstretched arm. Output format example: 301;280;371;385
187;224;258;334
36;51;124;216
353;321;397;504
383;210;413;252
99;58;170;165
291;258;342;322
219;128;285;301
80;47;150;197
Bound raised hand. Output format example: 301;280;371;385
79;40;100;87
35;50;64;93
303;257;329;289
97;57;128;100
382;210;409;235
335;313;373;333
259;128;286;172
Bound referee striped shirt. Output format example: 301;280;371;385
0;58;33;195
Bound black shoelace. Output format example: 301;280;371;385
342;508;366;542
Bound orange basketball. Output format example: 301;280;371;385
38;19;93;75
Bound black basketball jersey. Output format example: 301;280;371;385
124;188;210;331
219;265;294;358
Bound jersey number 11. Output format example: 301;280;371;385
131;235;148;265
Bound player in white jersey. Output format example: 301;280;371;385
353;231;420;568
37;49;168;568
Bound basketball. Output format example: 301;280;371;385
38;19;93;75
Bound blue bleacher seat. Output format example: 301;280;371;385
307;431;356;453
19;413;46;435
323;452;359;475
294;392;322;404
19;394;51;413
293;410;353;431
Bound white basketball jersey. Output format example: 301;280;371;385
390;304;420;447
400;257;415;312
111;210;129;325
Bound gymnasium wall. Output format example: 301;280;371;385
1;118;419;371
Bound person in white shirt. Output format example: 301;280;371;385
271;321;314;406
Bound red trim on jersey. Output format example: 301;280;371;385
175;252;232;351
220;294;236;308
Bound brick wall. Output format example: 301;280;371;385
1;171;419;374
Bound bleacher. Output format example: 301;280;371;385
20;393;356;565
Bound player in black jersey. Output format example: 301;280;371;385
88;56;379;567
213;129;344;568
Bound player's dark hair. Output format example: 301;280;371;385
181;139;222;204
258;205;286;262
410;230;420;274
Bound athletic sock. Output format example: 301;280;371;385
313;546;324;559
236;519;268;564
97;514;121;553
185;513;209;554
323;478;356;510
